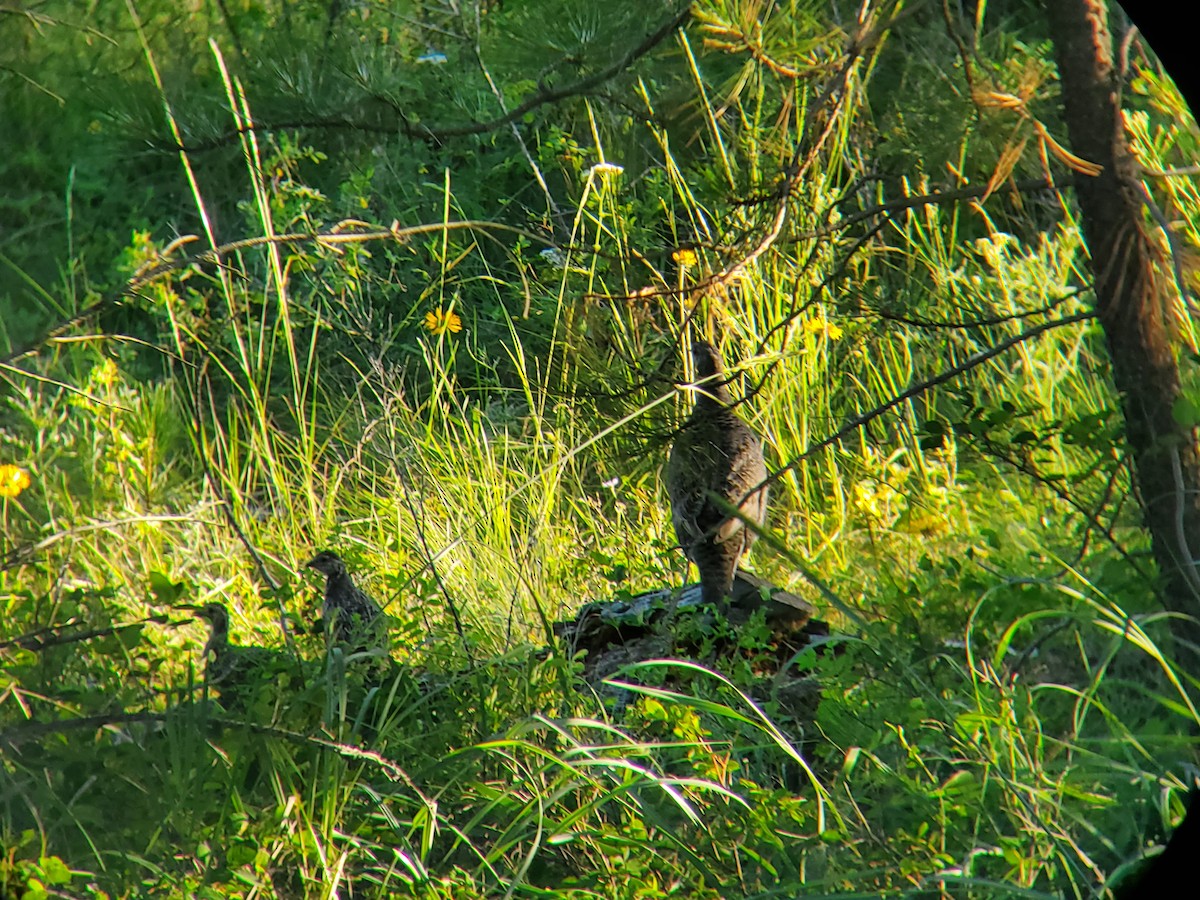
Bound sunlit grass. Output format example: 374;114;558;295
3;4;1198;898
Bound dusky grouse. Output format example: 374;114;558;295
306;550;386;652
665;340;769;607
187;602;282;708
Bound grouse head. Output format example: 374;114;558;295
185;601;228;628
688;340;734;406
185;602;231;653
306;550;348;578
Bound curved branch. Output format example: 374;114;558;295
155;3;694;152
758;311;1096;495
0;219;553;367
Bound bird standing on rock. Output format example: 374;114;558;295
665;340;769;608
306;550;386;653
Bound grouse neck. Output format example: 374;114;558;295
326;570;356;598
689;342;735;410
205;616;228;655
693;377;734;411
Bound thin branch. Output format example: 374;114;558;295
795;176;1070;243
1;514;219;572
865;286;1087;330
973;435;1153;585
0;614;182;654
0;219;553;367
758;311;1096;495
153;3;694;153
470;38;565;241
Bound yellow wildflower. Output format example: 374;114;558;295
803;316;843;341
424;307;462;335
0;464;31;498
672;246;699;268
91;358;120;388
852;481;881;517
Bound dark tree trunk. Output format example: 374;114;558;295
1047;0;1200;649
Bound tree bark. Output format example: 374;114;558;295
1047;0;1200;649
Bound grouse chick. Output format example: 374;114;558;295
306;550;386;652
665;340;769;607
187;602;281;708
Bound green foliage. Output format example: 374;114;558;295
3;0;1199;897
0;844;81;900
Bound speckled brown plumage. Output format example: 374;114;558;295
665;341;768;607
306;550;386;652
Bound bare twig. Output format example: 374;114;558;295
756;311;1096;495
0;219;553;367
0;614;182;654
152;3;694;153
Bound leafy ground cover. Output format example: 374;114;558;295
2;1;1198;897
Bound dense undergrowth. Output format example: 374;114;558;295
3;1;1199;897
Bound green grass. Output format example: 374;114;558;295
4;1;1200;897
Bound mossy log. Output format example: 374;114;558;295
554;571;830;721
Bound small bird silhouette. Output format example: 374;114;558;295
186;602;281;708
665;340;769;607
306;550;386;653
